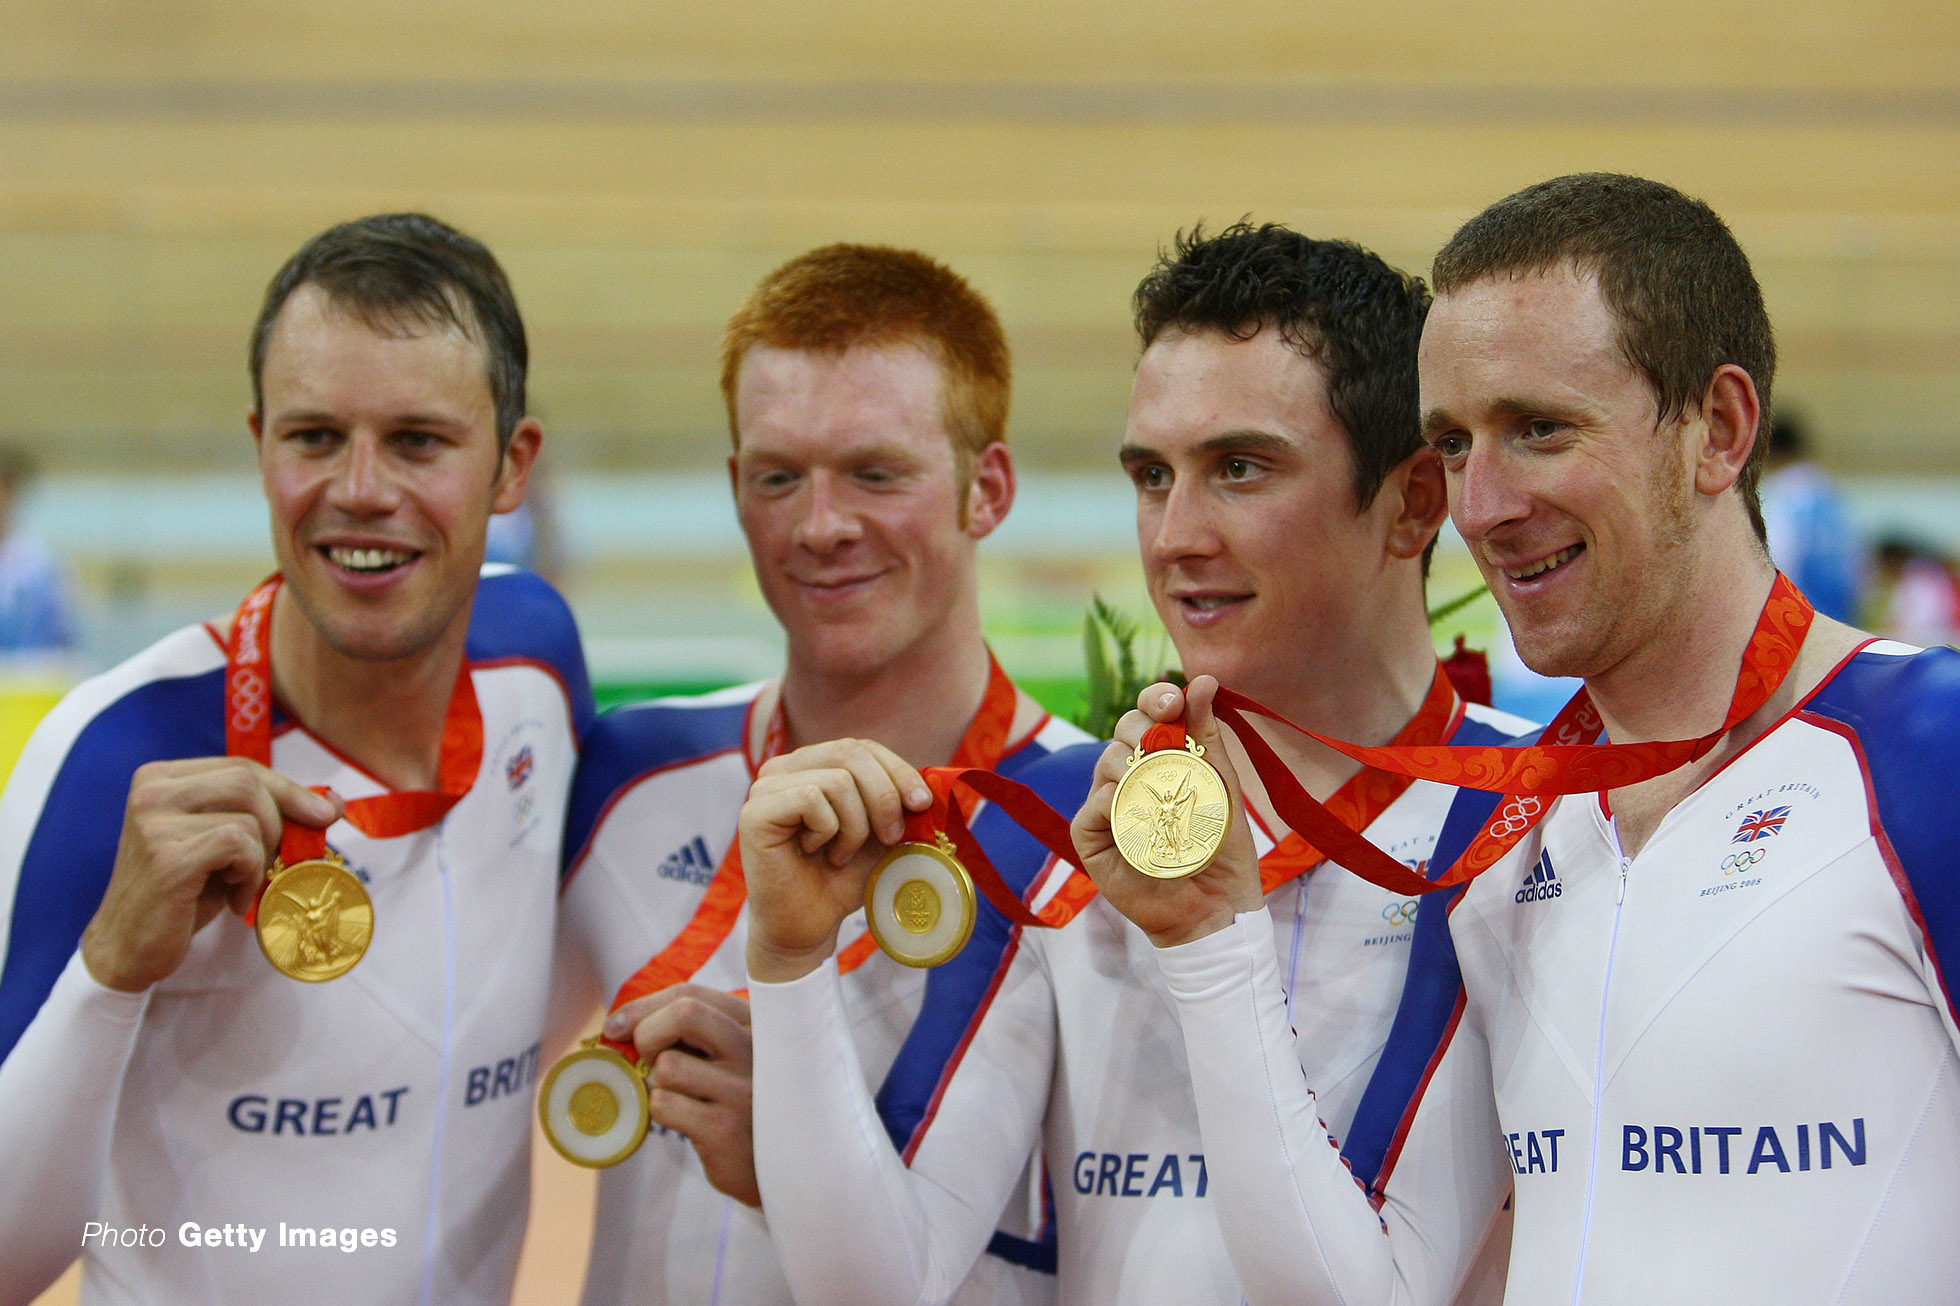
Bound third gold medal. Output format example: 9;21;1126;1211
865;829;977;968
1110;723;1232;879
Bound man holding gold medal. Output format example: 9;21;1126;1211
550;243;1086;1305
741;224;1528;1305
1083;175;1960;1304
0;214;589;1304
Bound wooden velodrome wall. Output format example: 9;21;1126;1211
4;0;1957;478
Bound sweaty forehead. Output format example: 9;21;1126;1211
1418;268;1631;420
258;285;493;419
1128;328;1331;448
734;341;953;450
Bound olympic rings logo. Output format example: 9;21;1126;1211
1488;796;1544;838
229;670;267;733
1381;900;1420;927
1721;848;1766;875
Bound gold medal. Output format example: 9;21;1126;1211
256;853;372;981
1110;735;1232;879
539;1039;652;1168
865;833;977;968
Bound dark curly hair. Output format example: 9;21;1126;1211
1132;221;1432;515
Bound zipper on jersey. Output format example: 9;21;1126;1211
1571;842;1630;1306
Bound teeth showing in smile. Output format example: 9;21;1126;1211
1506;545;1582;581
328;546;412;574
1184;596;1243;611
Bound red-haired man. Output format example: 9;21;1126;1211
555;244;1082;1306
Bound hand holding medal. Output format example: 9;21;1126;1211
1072;676;1266;948
79;758;343;994
225;575;484;983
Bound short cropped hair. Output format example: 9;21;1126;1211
719;244;1011;476
250;213;529;449
1432;173;1776;540
1132;222;1433;517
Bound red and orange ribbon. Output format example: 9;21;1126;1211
864;661;1466;938
226;574;484;922
595;654;1029;1059
1207;572;1814;896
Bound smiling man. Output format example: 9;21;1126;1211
739;224;1524;1305
554;244;1083;1306
0;214;591;1305
1081;174;1960;1305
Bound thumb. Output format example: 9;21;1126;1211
269;773;343;829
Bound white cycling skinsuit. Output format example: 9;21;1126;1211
750;704;1527;1306
0;568;590;1306
1158;641;1960;1305
558;680;1087;1306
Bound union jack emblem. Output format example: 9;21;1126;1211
505;745;535;791
1731;806;1791;843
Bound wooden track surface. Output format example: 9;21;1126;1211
0;0;1955;472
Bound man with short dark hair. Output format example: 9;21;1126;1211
739;223;1525;1305
0;213;590;1305
555;242;1084;1306
1094;173;1960;1303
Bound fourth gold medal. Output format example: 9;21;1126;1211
1110;723;1232;879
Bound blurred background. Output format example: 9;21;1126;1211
11;0;1958;1300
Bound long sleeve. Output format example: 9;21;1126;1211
750;939;1055;1306
1157;908;1508;1306
0;950;147;1303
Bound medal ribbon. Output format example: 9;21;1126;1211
595;654;1024;1059
226;575;485;921
903;662;1465;932
1207;573;1814;896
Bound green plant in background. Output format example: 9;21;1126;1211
1076;596;1178;737
1071;584;1489;737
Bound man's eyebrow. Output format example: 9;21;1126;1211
1195;430;1295;458
1119;430;1296;465
1421;398;1542;435
270;408;468;431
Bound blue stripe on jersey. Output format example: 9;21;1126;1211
1340;713;1536;1192
0;667;227;1062
871;737;1094;1280
0;569;589;1063
1802;644;1960;1023
874;739;1101;1151
560;696;752;883
985;1230;1059;1275
466;568;595;741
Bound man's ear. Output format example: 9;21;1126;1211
1383;447;1449;561
964;442;1016;540
491;417;544;514
1692;363;1761;497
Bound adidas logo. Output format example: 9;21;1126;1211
657;835;717;887
1514;851;1563;904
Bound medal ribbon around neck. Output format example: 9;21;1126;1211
896;660;1465;935
589;653;1022;1061
1250;662;1461;892
1206;573;1815;897
226;573;485;922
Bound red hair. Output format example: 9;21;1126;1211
720;244;1010;476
